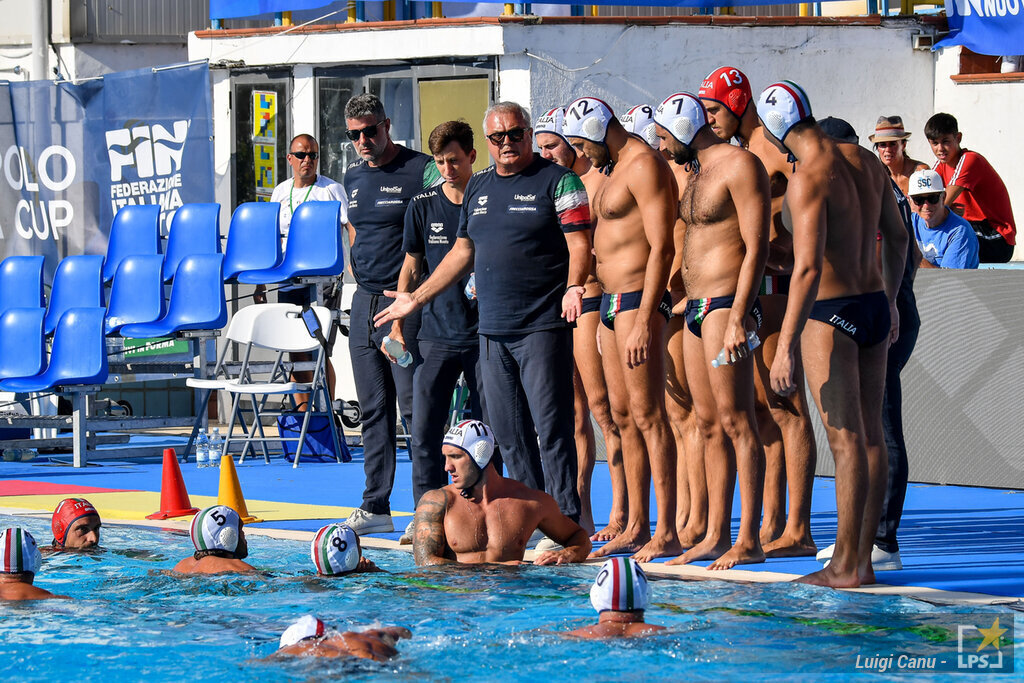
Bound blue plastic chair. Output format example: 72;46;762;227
44;255;105;336
223;202;282;282
103;205;160;283
235;201;344;284
0;255;45;312
0;308;108;392
0;308;46;380
163;203;221;283
119;254;227;338
105;255;166;336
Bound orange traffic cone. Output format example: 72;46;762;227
217;454;262;524
147;448;200;520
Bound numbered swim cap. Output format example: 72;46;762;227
311;523;361;575
589;557;651;613
698;66;753;119
280;615;327;649
51;497;99;547
1;527;42;574
620;105;659;149
190;505;241;553
562;97;616;144
756;81;813;144
535;107;570;145
443;419;495;470
654;92;708;146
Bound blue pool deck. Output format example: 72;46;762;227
1;443;1022;605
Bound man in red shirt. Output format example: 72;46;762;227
925;113;1016;263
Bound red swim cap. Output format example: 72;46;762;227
698;66;753;120
51;497;99;547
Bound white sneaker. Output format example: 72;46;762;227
344;509;394;534
398;524;413;545
534;536;563;553
817;543;903;571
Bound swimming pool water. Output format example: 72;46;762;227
0;515;1020;681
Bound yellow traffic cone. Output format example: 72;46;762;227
217;454;262;524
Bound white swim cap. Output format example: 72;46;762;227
311;523;361;575
907;169;945;197
756;81;813;144
443;419;495;470
620;105;659;149
589;557;651;613
190;505;242;553
280;615;326;649
0;527;42;574
535;107;570;146
654;92;708;146
562;97;616;144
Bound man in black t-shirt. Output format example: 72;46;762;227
388;121;487;543
342;94;441;535
374;102;593;523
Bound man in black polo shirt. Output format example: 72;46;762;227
375;102;592;523
388;120;487;544
342;93;441;534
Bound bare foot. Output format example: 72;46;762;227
676;523;707;550
708;541;765;570
859;564;877;586
633;534;685;562
794;564;861;588
590;521;625;543
588;528;651;559
665;536;731;565
758;522;784;547
763;532;817;558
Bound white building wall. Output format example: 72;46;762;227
934;46;1022;261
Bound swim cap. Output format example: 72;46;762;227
653;92;708;147
562;97;615;144
589;557;650;613
756;81;813;144
311;523;360;575
1;527;42;574
189;505;242;553
280;615;326;649
698;66;753;119
619;105;659;149
51;497;99;547
535;107;570;146
443;419;495;470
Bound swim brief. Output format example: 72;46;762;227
683;295;763;338
600;291;672;330
581;295;602;316
759;274;790;296
808;290;890;347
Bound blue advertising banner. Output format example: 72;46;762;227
210;0;335;18
937;0;1024;56
0;62;214;280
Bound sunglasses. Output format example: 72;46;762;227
345;123;380;141
289;151;318;160
876;141;901;148
911;193;942;205
486;128;527;145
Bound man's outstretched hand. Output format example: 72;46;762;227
373;291;422;328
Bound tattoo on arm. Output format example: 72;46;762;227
412;490;454;565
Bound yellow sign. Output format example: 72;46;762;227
254;143;276;198
252;90;277;143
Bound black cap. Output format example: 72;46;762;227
818;116;858;144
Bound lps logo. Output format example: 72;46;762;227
105;120;189;182
958;617;1010;671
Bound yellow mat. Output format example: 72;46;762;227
0;491;412;522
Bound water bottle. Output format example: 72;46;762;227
209;428;223;467
464;272;476;300
196;429;210;468
382;336;413;368
711;330;762;368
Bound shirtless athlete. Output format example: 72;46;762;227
653;92;771;570
563;97;681;562
757;81;907;587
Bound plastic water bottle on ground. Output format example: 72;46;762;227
382;336;413;368
209;428;223;466
711;330;762;368
196;429;210;468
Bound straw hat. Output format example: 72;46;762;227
869;115;912;142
